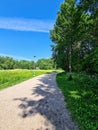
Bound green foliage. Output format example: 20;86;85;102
0;69;58;90
56;72;98;130
68;74;73;81
0;56;35;70
0;56;55;70
50;0;77;72
36;58;54;70
0;56;15;69
50;0;98;74
82;47;98;74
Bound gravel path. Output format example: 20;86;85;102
0;73;78;130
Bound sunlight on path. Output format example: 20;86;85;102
0;73;78;130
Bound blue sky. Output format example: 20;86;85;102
0;0;64;61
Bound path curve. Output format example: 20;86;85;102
0;73;78;130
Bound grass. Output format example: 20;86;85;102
0;69;59;90
56;72;98;130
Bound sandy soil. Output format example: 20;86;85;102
0;73;78;130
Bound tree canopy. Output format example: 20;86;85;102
50;0;98;74
0;56;54;70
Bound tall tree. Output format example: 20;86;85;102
50;0;98;74
50;0;80;72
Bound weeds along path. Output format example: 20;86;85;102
0;73;78;130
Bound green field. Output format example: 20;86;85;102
56;72;98;130
0;69;58;90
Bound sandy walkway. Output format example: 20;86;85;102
0;73;78;130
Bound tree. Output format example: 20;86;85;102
0;56;35;70
0;56;15;69
79;0;98;73
50;0;79;72
36;58;54;70
79;0;98;46
50;0;98;74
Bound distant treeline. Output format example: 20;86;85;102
0;56;55;70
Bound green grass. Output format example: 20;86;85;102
56;72;98;130
0;69;59;90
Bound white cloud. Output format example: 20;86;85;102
0;17;54;33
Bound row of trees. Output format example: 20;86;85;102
0;56;55;70
50;0;98;74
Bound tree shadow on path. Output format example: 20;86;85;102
14;73;78;130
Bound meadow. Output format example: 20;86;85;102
56;72;98;130
0;69;57;90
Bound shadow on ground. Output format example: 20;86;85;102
14;73;78;130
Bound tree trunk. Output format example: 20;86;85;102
69;45;72;73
